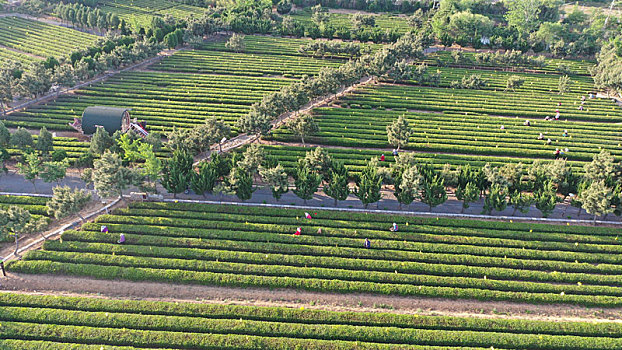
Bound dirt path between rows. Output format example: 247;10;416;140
2;273;621;323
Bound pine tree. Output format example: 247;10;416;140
509;190;533;215
161;150;193;198
324;161;350;206
93;151;138;199
456;181;479;213
355;159;382;208
293;161;322;204
259;164;289;201
482;184;507;215
534;181;558;218
582;180;614;222
421;174;447;211
395;165;423;208
287;113;319;147
191;161;217;197
89;127;113;155
0;121;9;146
386;114;412;150
229;166;254;201
36;126;54;156
46;186;91;220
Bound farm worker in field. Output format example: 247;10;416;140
544;116;550;121
117;234;125;244
390;223;398;232
101;225;109;233
554;149;561;159
562;130;569;137
523;120;530;126
537;133;544;140
317;228;322;234
578;105;584;111
581;96;586;102
392;149;398;156
364;238;371;249
500;125;504;130
294;227;302;236
589;93;594;99
558;102;562;107
304;212;312;219
555;110;560;120
380;154;385;161
546;138;552;145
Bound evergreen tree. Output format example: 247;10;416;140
534;181;558;218
93;151;138;199
386;114;412;150
293;160;322;204
259;164;289;201
355;158;383;208
582;180;614;222
11;127;34;149
482;184;507;215
46;186;91;221
421;174;447;211
0;121;10;146
191;161;217;197
395;165;423;208
161;149;193;198
40;160;69;185
229;166;254;201
89;127;114;155
324;161;350;206
509;190;533;215
456;181;479;213
583;150;618;185
36;126;54;156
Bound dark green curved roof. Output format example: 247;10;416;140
81;106;129;135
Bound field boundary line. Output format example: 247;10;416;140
159;197;622;226
1;197;121;263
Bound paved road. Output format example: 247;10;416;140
0;171;611;223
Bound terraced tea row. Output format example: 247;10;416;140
151;49;343;77
4;71;292;132
341;84;622;123
289;8;411;35
0;16;99;59
261;144;587;174
10;202;622;306
398;66;594;93
0;47;40;67
98;0;207;28
2;292;622;349
195;35;381;58
270;106;622;162
427;51;595;76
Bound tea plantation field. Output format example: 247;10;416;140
98;0;209;28
10;202;622;307
0;16;99;59
3;36;341;133
268;63;622;169
3;292;622;349
289;7;411;35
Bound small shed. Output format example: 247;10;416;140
81;106;130;135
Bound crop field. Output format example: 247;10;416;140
151;49;343;77
0;195;51;242
195;35;382;57
4;36;344;132
0;46;40;67
98;0;208;28
289;8;411;35
9;202;622;306
269;106;622;162
2;293;622;349
4;71;292;133
265;62;622;168
400;66;594;93
0;16;99;59
427;51;595;76
261;144;587;174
